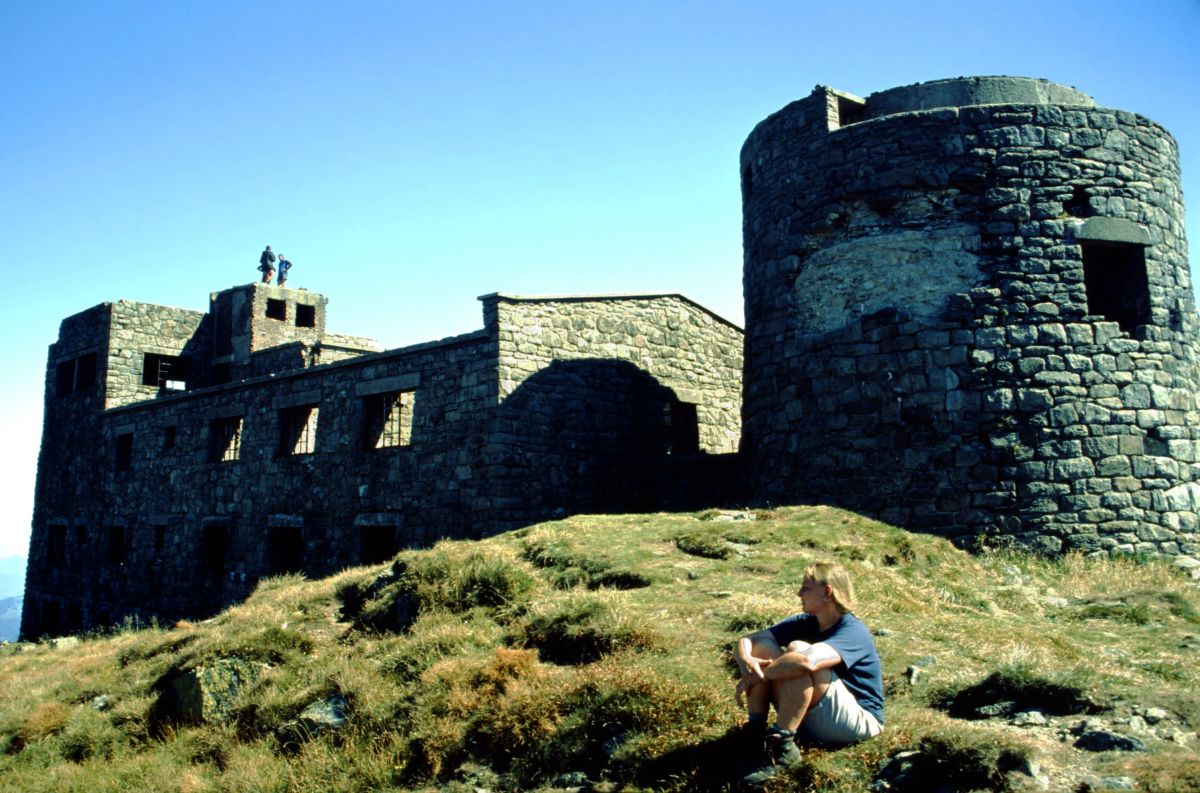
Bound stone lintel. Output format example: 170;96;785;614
354;513;401;527
354;373;420;396
271;390;323;409
1075;217;1151;245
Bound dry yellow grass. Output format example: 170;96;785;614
1;506;1197;792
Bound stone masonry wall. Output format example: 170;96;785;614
104;301;209;409
23;292;744;637
741;78;1200;555
32;305;111;629
475;294;744;526
487;293;743;452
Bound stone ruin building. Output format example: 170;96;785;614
741;76;1200;555
22;283;742;637
22;75;1200;639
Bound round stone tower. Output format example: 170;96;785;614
740;76;1200;555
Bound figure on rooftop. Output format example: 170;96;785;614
277;255;292;286
258;245;276;283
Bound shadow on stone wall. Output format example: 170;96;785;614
482;359;740;529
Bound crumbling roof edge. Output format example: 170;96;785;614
478;291;743;331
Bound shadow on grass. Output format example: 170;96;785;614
634;728;821;791
930;667;1104;720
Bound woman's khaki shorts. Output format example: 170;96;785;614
797;674;882;746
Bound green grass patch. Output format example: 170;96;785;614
510;591;661;665
672;528;732;559
2;506;1198;792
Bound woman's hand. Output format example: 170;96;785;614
735;656;772;706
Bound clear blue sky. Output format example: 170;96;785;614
1;0;1198;559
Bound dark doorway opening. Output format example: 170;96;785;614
1082;242;1150;335
268;526;304;575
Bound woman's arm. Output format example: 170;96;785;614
762;641;843;680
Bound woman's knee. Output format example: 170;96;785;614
751;637;785;660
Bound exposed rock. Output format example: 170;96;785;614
1083;775;1136;791
297;693;349;731
1171;556;1200;579
872;750;920;790
156;657;267;725
1011;710;1048;727
453;761;500;792
276;693;350;750
552;771;591;789
1138;706;1170;724
1160;728;1194;746
1;641;36;654
975;700;1017;718
903;655;936;684
1073;730;1147;752
707;510;753;522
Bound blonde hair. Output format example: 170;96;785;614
805;561;856;614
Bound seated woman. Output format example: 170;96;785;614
733;561;884;785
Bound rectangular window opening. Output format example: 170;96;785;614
56;353;97;396
268;526;304;575
1082;242;1151;335
834;95;866;128
76;353;96;390
143;353;189;391
279;405;319;456
663;401;700;455
40;600;61;636
105;526;126;564
56;360;75;396
115;432;133;471
365;391;414;449
210;417;243;462
201;522;229;575
153;525;167;556
162;426;177;451
295;304;316;328
266;298;287;321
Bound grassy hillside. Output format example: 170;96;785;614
1;507;1198;792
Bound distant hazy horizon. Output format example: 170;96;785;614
1;555;26;598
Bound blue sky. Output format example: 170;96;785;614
1;0;1198;559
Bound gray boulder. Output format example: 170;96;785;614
1074;730;1147;752
276;693;351;751
157;657;267;725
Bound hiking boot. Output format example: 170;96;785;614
740;727;801;787
741;719;767;752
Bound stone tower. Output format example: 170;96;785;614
740;76;1200;554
